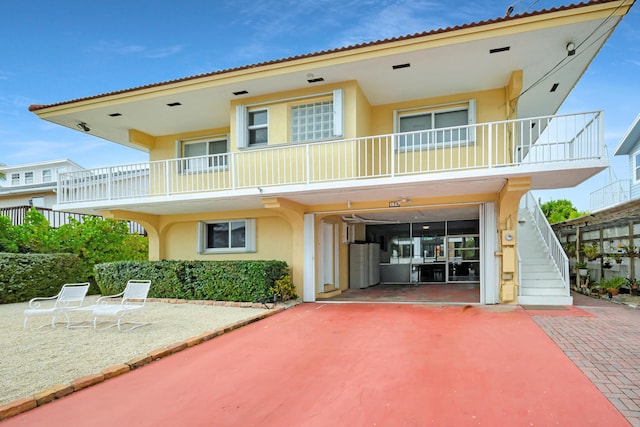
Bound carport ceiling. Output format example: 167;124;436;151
343;205;480;224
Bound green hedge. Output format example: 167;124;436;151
94;260;289;302
0;253;86;304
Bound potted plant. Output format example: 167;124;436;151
623;245;637;257
563;243;576;258
610;253;623;264
582;243;600;261
602;257;612;269
575;261;588;276
603;276;626;297
628;277;639;294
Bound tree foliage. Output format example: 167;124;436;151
1;208;148;283
540;199;588;224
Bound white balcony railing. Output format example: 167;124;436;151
590;179;631;212
58;111;604;204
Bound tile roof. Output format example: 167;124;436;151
28;0;619;112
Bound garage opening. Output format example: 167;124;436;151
330;206;481;303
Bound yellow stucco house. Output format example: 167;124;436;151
29;0;634;305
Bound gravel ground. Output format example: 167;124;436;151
0;296;275;406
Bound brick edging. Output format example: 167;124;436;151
0;303;286;422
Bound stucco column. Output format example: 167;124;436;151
497;177;531;303
262;197;305;297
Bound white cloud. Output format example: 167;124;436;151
86;42;184;59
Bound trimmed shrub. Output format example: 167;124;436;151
0;253;85;303
94;260;289;302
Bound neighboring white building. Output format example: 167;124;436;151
0;159;84;209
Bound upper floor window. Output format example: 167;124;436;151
198;219;256;254
248;110;268;146
24;172;34;184
396;100;475;150
42;169;52;182
236;89;343;148
181;137;228;172
291;100;333;142
634;151;640;183
11;173;20;185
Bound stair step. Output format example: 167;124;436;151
518;295;573;306
520;287;568;296
520;279;566;288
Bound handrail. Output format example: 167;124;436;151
589;179;631;212
520;192;569;289
57;111;603;205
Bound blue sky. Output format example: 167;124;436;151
1;0;638;211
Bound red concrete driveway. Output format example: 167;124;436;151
4;303;627;426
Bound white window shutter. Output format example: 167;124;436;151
236;105;248;149
333;89;344;137
468;98;476;143
468;99;476;125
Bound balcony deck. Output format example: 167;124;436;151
57;112;606;214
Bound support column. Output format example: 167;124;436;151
262;198;306;298
497;177;531;303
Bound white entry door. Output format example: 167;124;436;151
318;220;339;292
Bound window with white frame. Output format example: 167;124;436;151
42;169;52;182
11;173;20;186
24;171;34;184
236;89;343;148
198;219;256;254
396;101;475;150
248;109;268;146
634;151;640;183
181;137;228;172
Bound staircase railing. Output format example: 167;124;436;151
520;192;569;289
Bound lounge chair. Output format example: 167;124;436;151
23;283;90;329
92;280;151;331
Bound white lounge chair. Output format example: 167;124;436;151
23;283;90;329
92;280;151;331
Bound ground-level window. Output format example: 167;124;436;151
181;137;228;172
396;100;475;150
198;219;256;254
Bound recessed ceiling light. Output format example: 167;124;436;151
166;102;182;107
108;113;122;117
307;77;324;83
233;90;248;96
489;46;510;54
550;83;559;92
392;63;410;70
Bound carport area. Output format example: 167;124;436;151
4;303;627;426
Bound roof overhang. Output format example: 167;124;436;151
30;1;633;151
613;113;640;156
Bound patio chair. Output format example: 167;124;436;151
23;283;90;329
92;280;151;331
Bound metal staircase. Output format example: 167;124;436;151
517;193;573;306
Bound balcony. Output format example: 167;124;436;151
57;112;604;209
590;180;631;212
